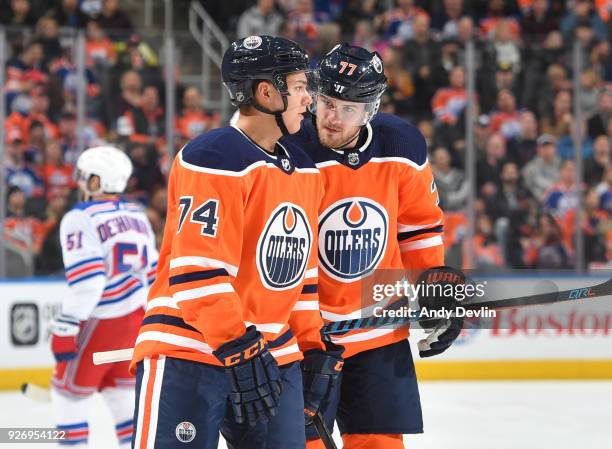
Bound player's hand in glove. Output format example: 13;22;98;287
416;266;466;358
213;326;282;426
301;341;344;425
50;315;80;362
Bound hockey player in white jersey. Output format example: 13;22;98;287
50;146;158;447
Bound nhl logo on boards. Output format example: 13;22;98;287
257;203;312;290
318;197;388;283
347;152;359;166
10;303;39;346
175;421;196;443
243;35;262;49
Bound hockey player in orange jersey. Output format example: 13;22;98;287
130;35;342;449
284;44;464;449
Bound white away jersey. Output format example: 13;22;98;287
60;199;159;320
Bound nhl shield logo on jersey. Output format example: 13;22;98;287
319;197;388;282
175;421;196;443
257;203;312;290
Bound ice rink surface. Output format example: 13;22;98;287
1;381;611;449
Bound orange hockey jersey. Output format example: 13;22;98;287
285;113;445;358
130;125;326;371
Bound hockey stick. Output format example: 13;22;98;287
322;278;612;335
312;411;338;449
92;348;134;365
21;383;51;402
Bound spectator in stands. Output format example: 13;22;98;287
336;0;383;36
417;119;435;150
544;159;579;218
379;0;429;46
35;16;62;63
562;187;609;264
479;0;520;41
145;186;167;248
587;87;612;139
52;0;88;28
556;119;594;160
6;84;59;144
37;140;75;201
351;19;385;54
125;143;165;203
526;213;571;269
176;86;221;142
86;18;117;68
589;40;612;83
285;0;331;52
506;189;538;268
4;129;42;199
474;114;492;156
541;89;572;138
560;0;607;42
534;61;571;118
6;186;26;219
57;109;78;164
112;69;142;120
403;13;440;119
431;146;468;211
584;135;611;186
3;128;23;169
236;0;284;38
98;0;133;36
522;133;561;202
464;213;504;269
477;132;507;196
5;40;46;103
0;0;37;26
480;62;519;113
119;84;164;149
381;45;414;117
34;193;68;275
520;0;559;46
579;69;603;117
490;19;521;73
596;165;612;213
485;161;527;221
490;88;521;140
24;120;46;165
432;66;468;125
431;0;466;39
508;110;539;167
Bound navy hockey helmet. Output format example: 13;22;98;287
311;43;387;125
222;35;310;111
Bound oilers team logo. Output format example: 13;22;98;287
319;197;388;283
257;203;312;290
175;421;196;443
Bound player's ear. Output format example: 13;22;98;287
88;175;101;192
254;80;274;105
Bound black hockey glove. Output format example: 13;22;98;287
213;326;282;426
301;341;344;425
416;266;466;358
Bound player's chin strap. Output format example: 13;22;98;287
253;96;290;136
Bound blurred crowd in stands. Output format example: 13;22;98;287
1;0;612;277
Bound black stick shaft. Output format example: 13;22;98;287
313;411;338;449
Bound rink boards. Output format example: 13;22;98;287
1;274;611;390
